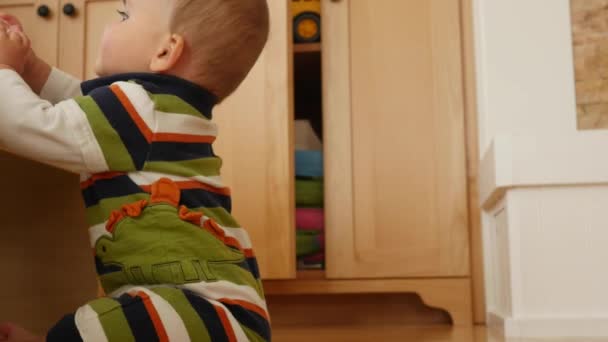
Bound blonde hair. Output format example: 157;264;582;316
171;0;270;102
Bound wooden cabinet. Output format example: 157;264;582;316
265;0;476;326
323;0;470;279
0;0;97;333
0;0;481;332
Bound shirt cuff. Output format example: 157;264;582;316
40;68;82;104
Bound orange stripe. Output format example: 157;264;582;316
213;304;237;342
244;249;255;258
218;298;269;322
80;172;126;189
154;133;216;144
140;181;231;196
110;84;153;143
134;291;169;342
202;220;245;252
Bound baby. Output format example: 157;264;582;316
0;0;270;341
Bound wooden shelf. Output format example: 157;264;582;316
294;43;321;53
296;269;326;280
264;277;473;325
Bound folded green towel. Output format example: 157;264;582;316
296;230;323;257
295;178;324;207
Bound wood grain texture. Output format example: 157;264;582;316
273;325;486;342
214;0;295;279
0;154;97;334
268;293;452;327
265;277;473;325
571;0;608;129
461;0;486;324
56;0;120;80
323;0;470;279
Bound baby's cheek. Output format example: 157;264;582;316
96;26;121;75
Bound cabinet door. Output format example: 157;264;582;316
0;0;59;66
58;0;119;79
214;1;295;279
324;0;470;278
0;1;96;332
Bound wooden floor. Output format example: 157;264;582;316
273;325;608;342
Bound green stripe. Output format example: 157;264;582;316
257;279;265;299
151;287;211;341
209;263;264;298
86;193;151;226
241;325;267;342
150;94;208;118
143;158;222;178
75;96;136;171
192;207;240;228
88;298;135;342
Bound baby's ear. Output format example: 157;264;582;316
150;33;185;73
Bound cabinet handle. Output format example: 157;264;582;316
37;5;51;18
63;3;76;17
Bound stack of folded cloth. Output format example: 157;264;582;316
295;150;325;269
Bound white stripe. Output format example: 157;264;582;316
113;82;156;130
203;218;252;249
156;110;218;137
127;171;226;189
89;222;111;247
129;287;191;342
180;281;268;313
110;280;268;315
75;304;109;342
208;299;249;342
115;82;218;137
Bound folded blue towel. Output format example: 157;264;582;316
295;150;323;178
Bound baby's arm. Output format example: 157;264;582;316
0;68;89;173
0;25;90;173
25;55;82;103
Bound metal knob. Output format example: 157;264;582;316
37;5;50;18
63;3;76;16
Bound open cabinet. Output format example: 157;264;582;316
0;0;483;333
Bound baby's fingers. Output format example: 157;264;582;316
8;30;29;48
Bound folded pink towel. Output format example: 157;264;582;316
296;208;324;230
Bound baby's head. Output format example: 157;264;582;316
96;0;269;102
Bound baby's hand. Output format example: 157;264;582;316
0;20;30;74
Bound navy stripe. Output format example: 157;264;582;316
237;258;261;279
47;314;83;342
181;189;232;213
148;142;214;162
222;302;271;341
183;291;229;342
89;87;149;169
247;257;261;279
81;73;216;119
82;177;230;211
135;78;215;119
82;175;144;208
116;294;159;342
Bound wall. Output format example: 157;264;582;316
474;0;608;338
